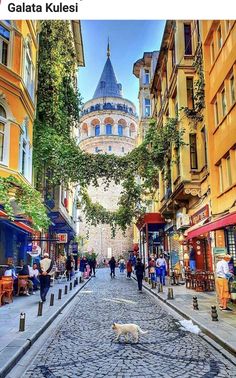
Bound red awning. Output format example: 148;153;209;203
136;212;165;230
186;211;236;239
0;209;34;233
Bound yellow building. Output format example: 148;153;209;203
0;20;38;265
201;20;236;262
150;20;212;270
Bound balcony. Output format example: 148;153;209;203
80;102;138;118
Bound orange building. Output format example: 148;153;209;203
0;20;38;266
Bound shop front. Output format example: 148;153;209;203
136;213;165;266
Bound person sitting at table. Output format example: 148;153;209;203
29;263;40;292
4;265;18;294
18;264;33;295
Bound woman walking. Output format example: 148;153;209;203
135;257;145;292
126;259;132;279
109;256;116;278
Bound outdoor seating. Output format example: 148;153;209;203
0;277;14;304
185;270;215;292
17;275;29;296
56;270;67;283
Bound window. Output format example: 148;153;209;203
95;146;99;153
121;147;124;153
118;124;123;136
0;105;6;162
106;124;112;135
108;146;112;152
0;21;11;66
95;125;100;136
214;100;219;126
211;42;215;64
226;228;236;261
24;41;35;99
184;24;192;55
219;163;223;192
144;98;151;117
186;77;194;109
19;122;32;181
217;25;222;50
189;134;198;169
144;69;150;85
221;88;227;117
226;155;232;187
201;127;208;167
230;75;235;104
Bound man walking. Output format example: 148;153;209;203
135;257;145;292
215;254;233;311
39;252;53;302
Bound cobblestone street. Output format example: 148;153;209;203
23;269;235;378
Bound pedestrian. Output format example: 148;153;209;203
39;252;53;302
66;253;75;281
148;257;156;282
215;254;233;311
156;253;167;285
119;256;125;273
135;257;145;292
109;256;116;278
29;263;40;292
79;256;87;277
126;259;132;279
89;256;97;277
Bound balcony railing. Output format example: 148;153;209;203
80;102;138;118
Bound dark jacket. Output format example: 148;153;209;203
109;258;116;268
135;261;145;276
18;264;30;276
79;258;87;272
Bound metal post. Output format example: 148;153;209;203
211;305;218;321
193;296;199;310
50;293;54;306
58;288;62;300
167;288;174;299
70;282;73;291
37;301;43;316
73;279;76;287
159;284;163;293
64;285;68;295
151;281;155;289
19;312;25;332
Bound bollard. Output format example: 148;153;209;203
37;301;43;316
167;287;174;299
50;293;54;306
144;277;148;282
151;281;155;289
75;277;79;285
148;278;151;285
211;305;218;321
64;285;68;295
19;312;26;332
158;283;163;293
73;279;76;288
70;282;73;291
79;276;84;284
58;288;62;300
193;296;199;310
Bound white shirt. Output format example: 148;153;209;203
216;260;229;278
156;258;167;268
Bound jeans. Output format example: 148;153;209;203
136;274;143;290
150;272;156;282
127;271;131;278
110;267;115;277
30;277;40;291
159;267;166;285
39;275;51;301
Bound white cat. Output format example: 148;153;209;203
112;322;148;343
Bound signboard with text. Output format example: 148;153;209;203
57;233;68;243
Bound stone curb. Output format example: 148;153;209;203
0;278;91;378
132;276;236;365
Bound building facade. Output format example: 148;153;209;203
78;46;138;260
0;20;38;267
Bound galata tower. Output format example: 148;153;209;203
78;44;138;261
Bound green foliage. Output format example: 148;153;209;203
0;176;50;230
33;21;185;234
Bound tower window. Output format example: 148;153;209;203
106;124;112;135
108;146;112;151
118;124;123;136
121;147;124;153
95;125;100;136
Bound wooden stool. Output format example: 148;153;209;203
17;275;29;296
1;277;13;303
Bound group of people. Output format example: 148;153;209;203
79;256;97;278
147;254;168;286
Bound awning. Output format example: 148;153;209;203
136;212;165;231
0;209;34;234
186;211;236;240
184;218;209;236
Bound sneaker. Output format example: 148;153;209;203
32;292;36;295
221;307;233;312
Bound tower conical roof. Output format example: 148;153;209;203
93;56;122;99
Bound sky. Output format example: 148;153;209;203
78;20;165;113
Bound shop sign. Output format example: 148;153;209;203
213;247;227;255
176;213;190;230
190;205;209;226
57;233;68;243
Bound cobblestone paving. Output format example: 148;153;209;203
24;269;235;378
